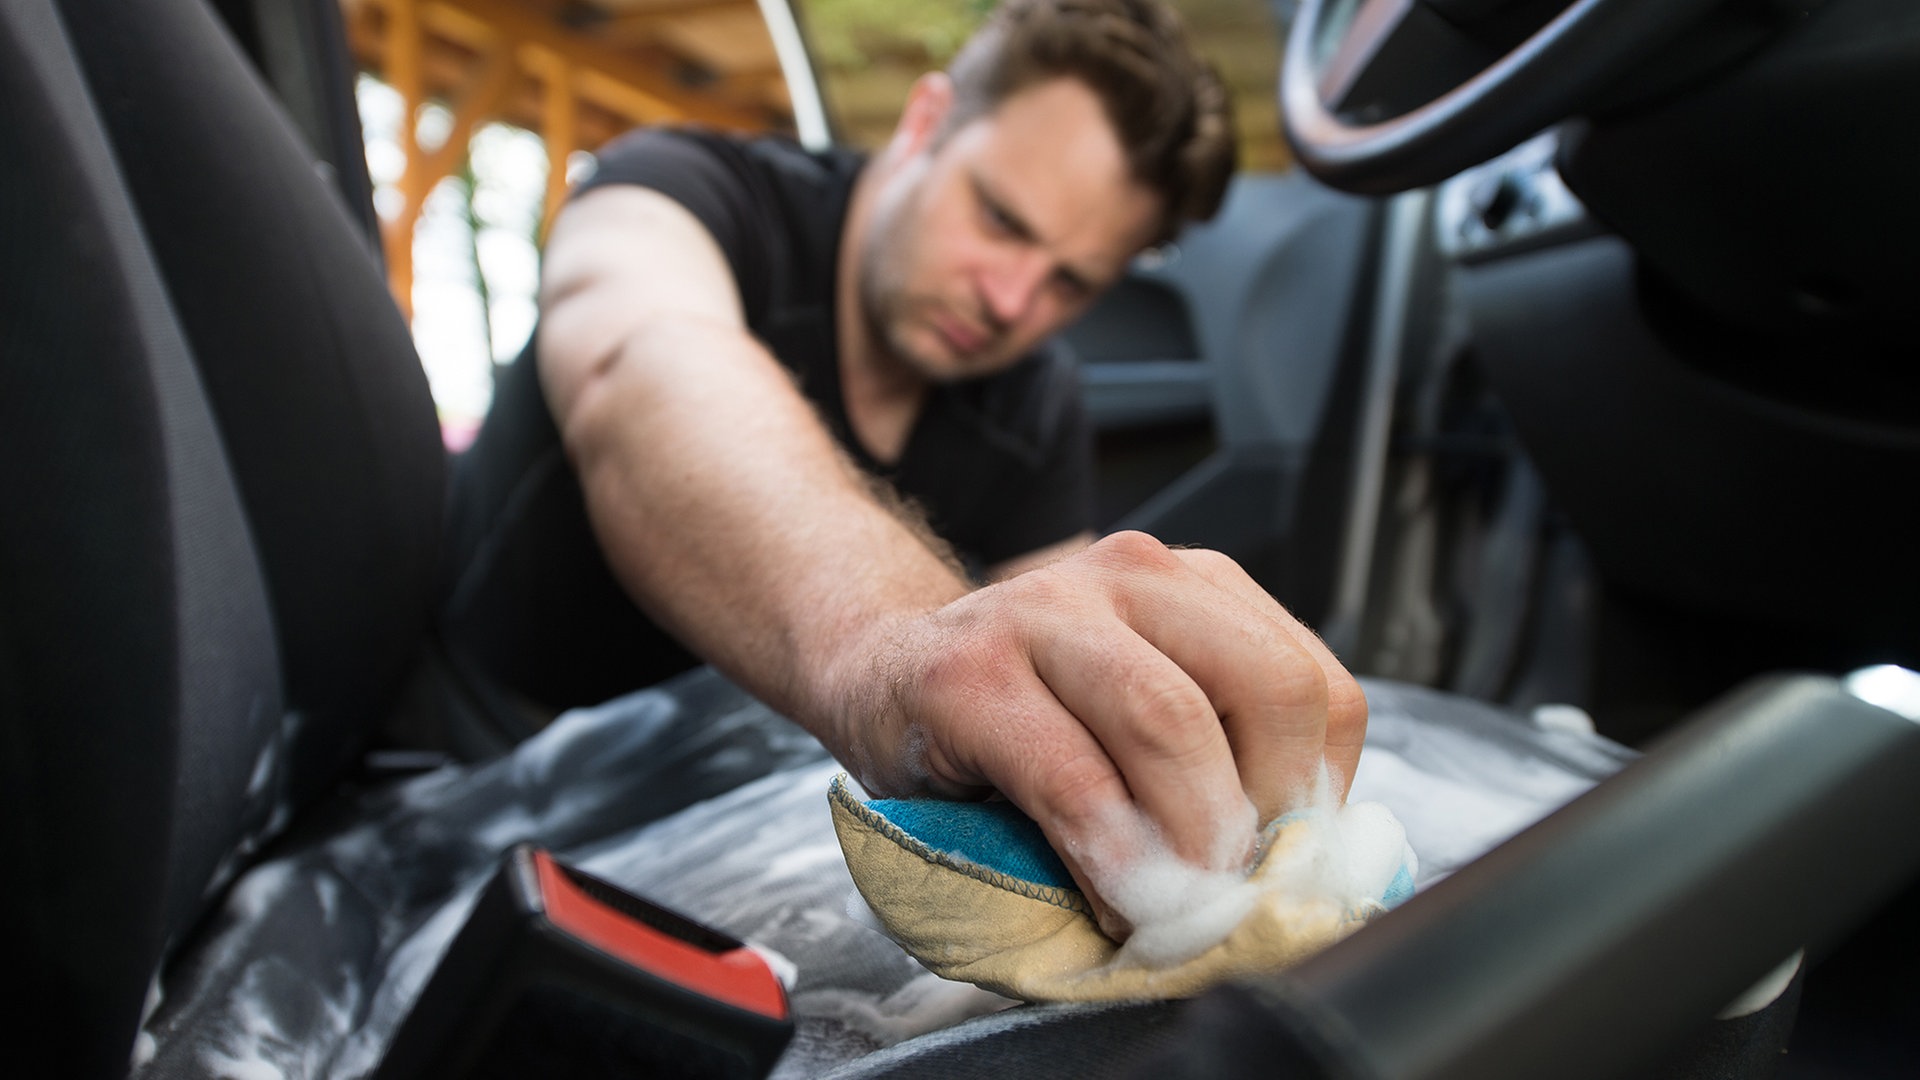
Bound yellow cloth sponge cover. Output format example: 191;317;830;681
828;774;1414;1003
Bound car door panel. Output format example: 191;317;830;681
1067;170;1379;625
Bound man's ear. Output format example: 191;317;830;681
891;72;955;158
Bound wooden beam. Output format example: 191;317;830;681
532;48;578;235
347;0;793;314
592;0;760;43
349;22;513;119
649;9;779;76
603;0;758;17
360;0;766;132
383;0;424;318
400;38;519;228
714;66;789;97
425;4;678;129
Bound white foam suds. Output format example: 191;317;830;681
1329;801;1417;896
1076;761;1411;970
1107;857;1263;968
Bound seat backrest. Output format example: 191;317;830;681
55;0;447;804
0;0;443;1072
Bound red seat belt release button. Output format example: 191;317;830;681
533;849;788;1020
373;844;793;1079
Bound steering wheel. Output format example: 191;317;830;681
1281;0;1726;195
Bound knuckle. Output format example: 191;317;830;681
1008;563;1072;609
1090;529;1177;570
1182;546;1239;578
1127;678;1219;762
919;634;1012;702
1269;657;1332;717
1325;670;1369;731
1042;751;1128;818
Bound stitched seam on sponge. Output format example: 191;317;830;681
830;774;1092;915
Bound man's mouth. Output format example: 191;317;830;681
931;311;990;356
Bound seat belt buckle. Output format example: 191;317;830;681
373;843;793;1079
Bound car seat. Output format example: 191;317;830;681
1;0;440;1072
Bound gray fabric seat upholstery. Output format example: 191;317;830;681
1;0;438;1072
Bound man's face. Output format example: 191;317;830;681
859;77;1164;382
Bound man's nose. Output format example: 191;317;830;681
978;249;1051;329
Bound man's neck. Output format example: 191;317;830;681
836;165;929;467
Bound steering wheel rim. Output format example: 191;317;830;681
1282;0;1726;195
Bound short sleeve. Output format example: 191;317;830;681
572;127;775;320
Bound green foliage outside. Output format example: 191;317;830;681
805;0;996;71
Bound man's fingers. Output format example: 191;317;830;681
1070;543;1329;826
1169;546;1369;801
924;658;1148;937
1010;531;1342;865
1024;607;1256;872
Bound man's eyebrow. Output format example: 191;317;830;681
971;171;1110;292
1054;264;1097;295
971;172;1037;243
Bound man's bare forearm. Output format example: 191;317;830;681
550;312;970;751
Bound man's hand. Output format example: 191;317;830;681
826;531;1367;936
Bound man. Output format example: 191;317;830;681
443;0;1366;936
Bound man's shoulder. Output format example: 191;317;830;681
574;127;863;327
583;126;861;204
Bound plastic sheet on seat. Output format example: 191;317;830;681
134;669;1630;1079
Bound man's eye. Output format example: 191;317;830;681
980;200;1017;236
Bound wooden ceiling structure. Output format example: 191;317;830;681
340;0;798;313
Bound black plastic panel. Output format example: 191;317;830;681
1564;0;1920;353
1459;236;1920;667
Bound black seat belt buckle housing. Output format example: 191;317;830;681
373;843;793;1079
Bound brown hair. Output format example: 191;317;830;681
942;0;1236;244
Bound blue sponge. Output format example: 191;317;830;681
865;797;1076;890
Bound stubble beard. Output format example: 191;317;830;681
858;232;959;386
859;246;1021;386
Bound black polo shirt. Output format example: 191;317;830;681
441;128;1092;711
